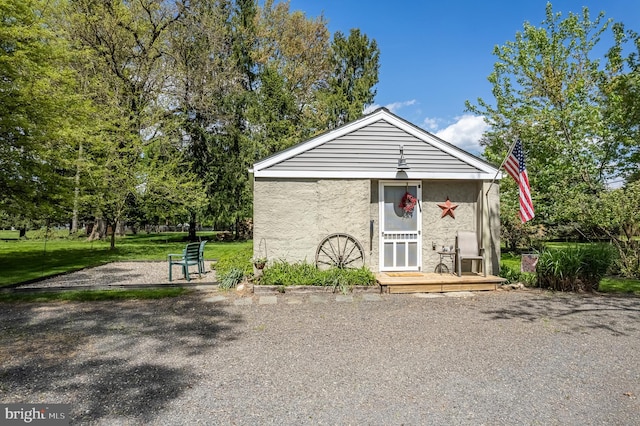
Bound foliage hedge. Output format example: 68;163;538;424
259;260;376;287
498;263;536;286
536;244;616;292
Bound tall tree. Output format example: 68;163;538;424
602;23;640;183
216;0;257;237
466;3;623;230
169;0;334;238
164;0;234;239
66;0;202;248
320;28;380;129
255;0;330;146
0;0;86;231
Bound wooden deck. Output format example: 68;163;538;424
376;272;506;294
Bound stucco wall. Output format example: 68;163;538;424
253;179;370;266
254;178;500;274
422;180;478;272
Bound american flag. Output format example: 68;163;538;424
504;140;534;223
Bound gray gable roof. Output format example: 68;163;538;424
252;108;501;180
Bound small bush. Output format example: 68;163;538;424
218;267;245;290
536;244;615;292
499;263;536;286
615;244;640;278
259;260;375;287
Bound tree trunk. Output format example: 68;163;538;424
188;211;197;241
87;218;106;241
19;227;26;238
71;142;83;234
110;223;116;250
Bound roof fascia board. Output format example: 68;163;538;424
254;170;503;180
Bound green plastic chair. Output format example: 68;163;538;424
168;242;201;282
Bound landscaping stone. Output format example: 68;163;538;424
444;291;475;297
351;285;382;293
285;285;333;294
258;296;278;305
413;293;445;298
362;294;382;302
202;295;227;303
253;285;282;295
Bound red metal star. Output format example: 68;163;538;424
438;197;458;219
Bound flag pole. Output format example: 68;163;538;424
485;139;518;197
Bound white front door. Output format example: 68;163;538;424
379;181;422;271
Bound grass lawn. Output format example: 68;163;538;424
0;288;190;303
0;230;20;240
0;232;251;287
598;277;640;294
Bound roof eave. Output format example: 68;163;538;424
253;170;503;180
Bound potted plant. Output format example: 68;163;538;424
252;257;267;270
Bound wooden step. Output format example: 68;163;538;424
376;272;505;294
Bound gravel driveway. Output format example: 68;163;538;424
15;262;217;290
1;288;638;425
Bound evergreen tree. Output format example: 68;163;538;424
320;28;380;129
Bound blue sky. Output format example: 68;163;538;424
286;0;640;155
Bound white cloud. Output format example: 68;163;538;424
365;99;417;114
421;117;439;131
434;115;488;154
384;99;417;113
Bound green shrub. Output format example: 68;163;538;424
499;263;520;283
218;268;245;290
499;263;536;286
259;260;375;287
615;244;640;278
536;244;615;292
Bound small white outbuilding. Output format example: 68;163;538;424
250;108;502;275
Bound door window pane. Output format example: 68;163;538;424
383;186;417;231
408;242;418;266
383;242;394;268
396;242;406;266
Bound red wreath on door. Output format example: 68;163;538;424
399;192;417;215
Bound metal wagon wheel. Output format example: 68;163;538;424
434;263;449;274
315;233;365;270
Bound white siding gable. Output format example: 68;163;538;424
252;108;501;180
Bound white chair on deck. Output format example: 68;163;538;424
455;231;486;277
